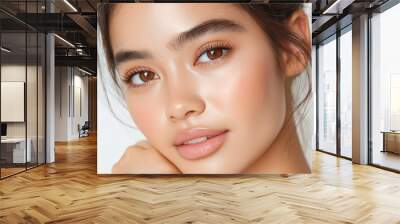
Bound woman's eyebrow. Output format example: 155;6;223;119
169;18;246;50
113;18;245;66
114;50;152;66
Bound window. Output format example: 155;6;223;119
317;36;337;154
339;28;352;158
370;2;400;171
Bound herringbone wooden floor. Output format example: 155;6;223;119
1;135;400;224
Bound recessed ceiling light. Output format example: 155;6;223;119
1;47;11;53
63;0;78;12
54;34;75;48
322;0;354;15
77;67;93;76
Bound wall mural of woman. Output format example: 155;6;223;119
97;3;314;174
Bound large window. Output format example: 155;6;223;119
315;1;400;171
317;36;337;154
316;25;353;159
339;28;352;158
371;3;400;171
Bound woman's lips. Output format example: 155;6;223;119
174;129;229;160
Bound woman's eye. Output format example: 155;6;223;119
197;47;230;64
129;70;159;87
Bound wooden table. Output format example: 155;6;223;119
381;131;400;154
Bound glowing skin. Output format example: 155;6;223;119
109;4;311;174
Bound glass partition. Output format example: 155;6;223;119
38;32;45;165
371;3;400;171
317;36;337;155
26;0;42;169
1;30;28;177
0;1;46;179
27;31;38;169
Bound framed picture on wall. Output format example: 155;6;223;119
1;81;25;122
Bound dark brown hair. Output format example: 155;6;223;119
98;3;312;125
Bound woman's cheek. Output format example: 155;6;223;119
210;51;280;127
126;93;165;142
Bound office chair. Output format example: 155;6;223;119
79;121;90;138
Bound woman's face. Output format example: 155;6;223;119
109;3;287;173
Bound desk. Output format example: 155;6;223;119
381;131;400;154
1;138;31;163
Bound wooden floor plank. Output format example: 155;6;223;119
0;134;400;223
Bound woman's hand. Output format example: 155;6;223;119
112;140;181;174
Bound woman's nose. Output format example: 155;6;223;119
166;78;205;122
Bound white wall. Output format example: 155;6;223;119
55;66;68;141
1;65;26;129
72;73;89;138
54;67;89;141
1;65;39;138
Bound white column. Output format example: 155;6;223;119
46;1;56;163
352;14;369;164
